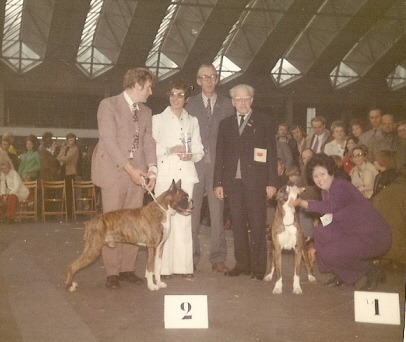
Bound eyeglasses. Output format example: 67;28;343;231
234;96;252;102
169;92;185;99
198;74;217;81
352;152;364;158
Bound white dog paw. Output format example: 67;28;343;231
147;283;159;291
157;281;167;289
68;282;78;292
293;286;303;295
263;274;272;282
308;275;317;283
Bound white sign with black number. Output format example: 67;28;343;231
354;291;400;325
164;295;208;329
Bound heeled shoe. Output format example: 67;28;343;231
324;276;344;287
360;268;386;291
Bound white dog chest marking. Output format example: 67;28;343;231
277;225;298;250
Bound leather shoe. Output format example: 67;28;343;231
324;276;344;287
251;273;264;281
118;272;143;284
360;268;386;291
106;275;120;289
224;268;251;277
212;262;229;272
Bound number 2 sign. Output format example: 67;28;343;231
164;295;209;329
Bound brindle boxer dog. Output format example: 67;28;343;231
65;179;192;292
264;185;316;294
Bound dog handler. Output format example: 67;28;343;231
92;68;157;289
291;153;391;291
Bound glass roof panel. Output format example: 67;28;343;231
386;60;406;91
214;0;294;83
76;0;137;79
329;61;359;89
147;0;217;81
1;0;54;74
270;58;302;86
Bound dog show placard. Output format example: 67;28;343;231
164;295;208;329
354;291;400;325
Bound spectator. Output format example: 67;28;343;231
18;135;40;181
285;164;300;185
368;114;398;163
290;125;307;166
324;120;347;158
152;80;204;279
1;132;18;155
331;154;351;181
185;63;234;273
277;123;298;167
1;137;19;170
0;161;29;224
372;150;397;198
396;120;406;171
342;136;358;174
214;83;278;281
292;153;391;291
39;136;61;181
359;107;383;147
304;116;330;154
57;133;80;220
349;118;365;139
349;144;378;199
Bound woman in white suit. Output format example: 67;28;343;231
153;80;204;279
324;120;347;158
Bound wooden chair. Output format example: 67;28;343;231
41;180;67;222
15;180;38;222
72;180;97;221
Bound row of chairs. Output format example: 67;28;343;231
15;180;98;222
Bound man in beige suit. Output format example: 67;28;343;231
92;68;157;289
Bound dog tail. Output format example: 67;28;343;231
65;219;105;291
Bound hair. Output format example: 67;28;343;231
285;165;300;177
1;136;10;144
330;120;346;134
196;64;217;77
26;134;39;151
66;132;77;140
368;106;383;115
168;80;191;100
344;135;359;154
290;125;307;137
41;131;54;146
306;153;338;181
310;116;326;126
351;143;368;156
330;154;344;170
397;120;406;128
229;84;254;98
278;123;289;130
301;147;314;158
122;67;155;89
1;132;14;141
349;118;365;130
374;150;397;170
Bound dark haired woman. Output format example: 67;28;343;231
291;153;391;291
18;135;40;181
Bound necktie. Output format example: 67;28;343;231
239;115;245;127
313;136;319;153
372;128;377;137
206;98;212;118
129;103;140;159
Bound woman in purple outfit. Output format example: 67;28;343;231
292;153;391;291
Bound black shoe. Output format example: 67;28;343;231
251;273;264;281
360;268;386;291
106;275;120;289
118;272;143;284
224;268;251;277
324;276;344;287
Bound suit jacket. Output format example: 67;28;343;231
213;110;278;192
91;92;157;188
304;129;330;153
57;144;80;176
185;93;234;176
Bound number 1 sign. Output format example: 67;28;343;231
164;295;209;329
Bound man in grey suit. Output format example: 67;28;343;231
185;64;234;272
92;68;157;289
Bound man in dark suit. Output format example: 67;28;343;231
92;68;157;289
214;84;278;280
186;64;234;272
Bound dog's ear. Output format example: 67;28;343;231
175;179;182;189
169;179;177;193
283;186;290;202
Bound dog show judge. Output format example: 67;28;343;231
91;68;157;289
214;84;278;281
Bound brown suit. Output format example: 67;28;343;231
92;92;157;276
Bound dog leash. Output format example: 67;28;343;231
140;176;168;212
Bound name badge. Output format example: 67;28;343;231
254;148;267;163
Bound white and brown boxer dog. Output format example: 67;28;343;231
264;185;316;294
65;179;192;292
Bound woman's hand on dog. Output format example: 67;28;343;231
289;198;308;209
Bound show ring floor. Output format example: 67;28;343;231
0;220;404;342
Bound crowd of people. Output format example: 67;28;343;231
1;65;405;292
